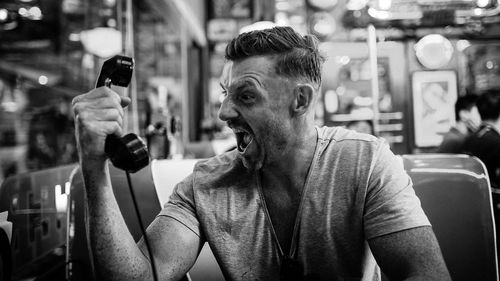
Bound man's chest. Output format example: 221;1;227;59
261;187;302;255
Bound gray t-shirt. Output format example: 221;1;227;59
159;126;430;281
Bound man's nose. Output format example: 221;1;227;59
218;97;238;121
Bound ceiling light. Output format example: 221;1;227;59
346;0;368;10
38;75;48;85
18;7;28;17
29;6;42;20
456;40;470;52
476;0;490;8
378;0;392;10
414;34;454;69
68;32;80;41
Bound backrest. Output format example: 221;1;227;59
150;159;200;206
402;154;498;281
150;159;225;281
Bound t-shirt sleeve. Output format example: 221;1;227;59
363;141;430;239
157;173;203;238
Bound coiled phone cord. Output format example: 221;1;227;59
125;171;159;281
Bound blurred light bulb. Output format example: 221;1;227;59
104;0;116;7
29;6;42;20
340;56;350;65
275;11;289;26
477;0;489;8
107;18;117;27
69;32;80;41
38;75;48;85
0;9;8;21
18;7;28;17
378;0;392;10
347;0;368;10
456;40;470;52
275;1;290;11
65;181;71;195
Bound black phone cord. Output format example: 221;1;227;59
126;171;159;281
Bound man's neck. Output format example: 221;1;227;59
261;126;317;192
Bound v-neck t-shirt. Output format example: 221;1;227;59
159;126;430;281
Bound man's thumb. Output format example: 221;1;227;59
120;96;132;107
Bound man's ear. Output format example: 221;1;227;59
292;84;314;115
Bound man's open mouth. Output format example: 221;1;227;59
234;129;254;152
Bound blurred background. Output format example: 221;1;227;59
2;0;500;279
2;0;500;180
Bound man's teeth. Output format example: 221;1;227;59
243;133;252;145
236;131;253;152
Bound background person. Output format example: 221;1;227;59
437;94;481;153
462;90;500;188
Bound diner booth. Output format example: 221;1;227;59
0;154;497;281
1;0;500;280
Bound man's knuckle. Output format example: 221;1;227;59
114;108;122;118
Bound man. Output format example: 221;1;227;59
72;27;450;280
437;94;481;153
462;90;500;189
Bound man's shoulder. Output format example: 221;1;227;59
464;125;500;147
191;150;250;185
315;126;386;169
318;126;381;148
194;150;242;173
443;127;465;140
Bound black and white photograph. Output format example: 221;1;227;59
0;1;500;281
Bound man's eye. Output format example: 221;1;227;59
239;93;254;103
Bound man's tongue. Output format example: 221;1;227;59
238;132;253;152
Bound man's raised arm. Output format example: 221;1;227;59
73;87;202;280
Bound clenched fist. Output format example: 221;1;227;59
72;87;131;164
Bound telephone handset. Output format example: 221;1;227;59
96;55;149;173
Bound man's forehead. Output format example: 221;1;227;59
219;61;233;87
219;57;275;87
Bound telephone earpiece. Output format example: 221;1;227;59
96;55;149;173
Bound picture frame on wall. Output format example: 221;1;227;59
412;70;458;147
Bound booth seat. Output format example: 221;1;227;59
402;154;498;281
0;154;498;281
0;163;77;281
148;155;499;281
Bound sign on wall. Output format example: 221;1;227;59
412;70;458;147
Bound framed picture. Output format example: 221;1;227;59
412;70;458;147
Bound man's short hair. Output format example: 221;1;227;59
455;95;478;121
477;89;500;121
225;26;325;89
